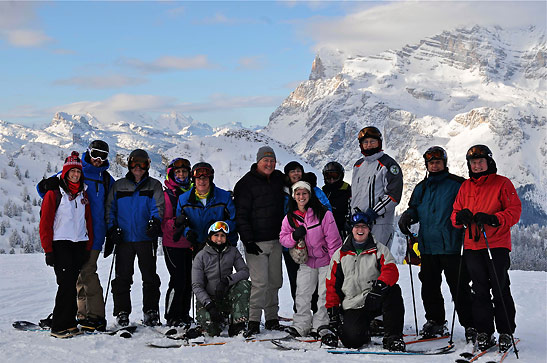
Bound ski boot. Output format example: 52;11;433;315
369;318;384;336
243;321;260;338
420;320;448;338
383;335;406;352
265;319;284;331
465;327;477;344
143;310;161;327
498;333;512;352
477;332;496;351
284;326;301;338
116;311;130;327
79;317;107;332
228;322;247;337
50;327;81;339
39;313;53;329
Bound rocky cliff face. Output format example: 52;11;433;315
265;25;547;220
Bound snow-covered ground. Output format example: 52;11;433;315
0;253;545;362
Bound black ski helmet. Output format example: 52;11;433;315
127;149;150;170
191;162;214;182
88;140;109;153
322;161;344;183
423;146;447;168
465;144;497;176
357;126;382;146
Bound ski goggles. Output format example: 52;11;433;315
423;147;446;162
208;221;229;234
351;212;371;227
128;156;150;170
88;148;109;161
323;171;341;181
466;145;492;160
169;158;191;170
358;127;382;141
192;167;213;179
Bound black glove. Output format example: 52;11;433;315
473;212;500;227
364;208;379;223
215;276;230;300
364;280;388;312
292;225;307;241
104;226;123;258
455;208;473;226
38;176;60;195
186;230;199;247
175;214;189;229
398;211;414;236
244;241;263;255
205;302;224;324
146;217;162;238
45;252;55;267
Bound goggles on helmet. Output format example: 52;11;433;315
351;212;370;226
466;145;492;160
88;148;109;162
423;147;446;163
128;156;150;170
169;158;191;170
358;127;382;141
193;167;213;179
208;221;229;234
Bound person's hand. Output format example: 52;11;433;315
186;230;199;247
244;241;262;255
364;280;388;312
398;211;414;235
175;214;188;229
45;252;55;267
363;208;379;223
215;276;230;300
292;225;307;241
473;212;499;227
205;302;224;323
145;217;162;238
455;208;473;226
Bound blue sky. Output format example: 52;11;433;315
1;1;544;128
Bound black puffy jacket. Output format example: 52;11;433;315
233;164;285;243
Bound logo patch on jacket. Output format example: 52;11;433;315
389;165;400;175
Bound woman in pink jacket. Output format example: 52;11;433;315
280;181;342;338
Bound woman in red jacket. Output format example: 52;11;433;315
451;145;521;353
39;151;93;338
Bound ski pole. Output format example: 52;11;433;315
449;229;466;345
480;225;519;359
103;245;116;308
406;235;419;336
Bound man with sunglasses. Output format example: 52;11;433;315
105;148;165;327
36;140;115;332
398;146;475;341
451;145;521;352
350;126;403;250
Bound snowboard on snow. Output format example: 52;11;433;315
12;320;137;338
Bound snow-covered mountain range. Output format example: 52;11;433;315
0;25;544;264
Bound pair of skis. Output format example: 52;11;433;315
456;338;520;363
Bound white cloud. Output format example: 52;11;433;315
302;1;547;56
122;55;215;73
53;75;147;89
237;56;266;70
3;29;52;47
0;2;53;47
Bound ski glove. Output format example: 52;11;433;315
364;208;379;223
292;225;307;241
398;211;414;235
215;276;230;300
38;176;59;195
174;214;189;229
205;302;224;324
364;280;388;312
244;241;263;255
45;252;55;267
473;212;500;227
145;217;162;238
455;208;473;226
104;226;123;258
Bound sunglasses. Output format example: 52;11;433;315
466;146;491;160
193;167;213;179
208;221;229;234
423;148;446;162
128;156;150;170
88;148;109;161
358;127;381;140
169;158;191;170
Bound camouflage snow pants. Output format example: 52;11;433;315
196;280;251;336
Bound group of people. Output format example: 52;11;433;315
37;125;521;354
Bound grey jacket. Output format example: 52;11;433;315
351;151;403;247
191;244;249;306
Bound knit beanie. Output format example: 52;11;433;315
256;146;276;162
291;181;311;199
61;151;83;179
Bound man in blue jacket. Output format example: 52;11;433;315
105;149;164;327
398;146;475;341
36;140;114;332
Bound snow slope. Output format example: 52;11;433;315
0;253;545;362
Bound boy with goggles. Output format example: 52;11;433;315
398;146;475;341
192;221;251;338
